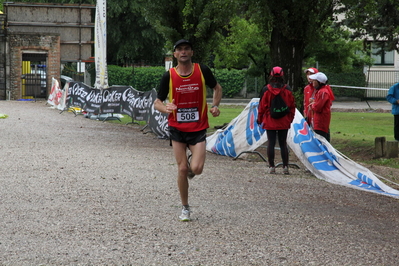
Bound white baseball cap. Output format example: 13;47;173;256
309;72;328;84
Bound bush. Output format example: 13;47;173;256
326;72;367;99
214;68;246;98
108;65;165;91
108;65;247;97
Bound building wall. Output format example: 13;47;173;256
7;33;60;100
0;2;94;100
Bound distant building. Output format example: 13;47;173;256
0;2;95;100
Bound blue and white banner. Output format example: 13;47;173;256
206;98;399;199
206;98;266;158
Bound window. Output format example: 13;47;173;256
371;42;394;65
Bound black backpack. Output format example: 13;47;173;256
269;85;290;119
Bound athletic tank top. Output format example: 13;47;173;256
168;63;208;132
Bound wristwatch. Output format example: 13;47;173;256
211;105;219;109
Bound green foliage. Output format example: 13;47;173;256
213;16;270;77
339;0;399;53
142;0;239;63
107;1;165;65
304;25;374;73
133;67;166;91
108;65;247;97
326;72;367;99
214;68;246;98
107;65;165;91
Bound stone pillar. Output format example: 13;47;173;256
386;141;398;158
374;137;386;158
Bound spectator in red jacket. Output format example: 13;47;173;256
257;66;296;174
308;72;335;142
303;67;318;126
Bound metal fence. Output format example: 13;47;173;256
365;70;399;98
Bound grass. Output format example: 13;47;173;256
330;112;399;169
107;104;399;169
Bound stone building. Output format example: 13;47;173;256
0;2;95;100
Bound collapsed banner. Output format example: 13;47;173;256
206;98;399;199
48;78;69;111
206;98;267;157
47;78;62;107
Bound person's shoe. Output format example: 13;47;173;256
179;208;191;222
269;167;276;174
187;153;195;179
283;166;290;175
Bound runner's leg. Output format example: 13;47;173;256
188;141;206;176
172;140;190;206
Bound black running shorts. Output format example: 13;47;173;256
169;127;207;146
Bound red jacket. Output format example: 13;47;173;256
257;83;296;130
310;84;334;133
303;82;316;123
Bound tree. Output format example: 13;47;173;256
304;25;373;73
107;1;165;65
142;0;239;64
338;0;399;53
213;16;270;78
245;0;339;92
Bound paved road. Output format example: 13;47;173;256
332;100;391;111
0;100;398;265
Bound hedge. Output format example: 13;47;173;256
107;65;367;98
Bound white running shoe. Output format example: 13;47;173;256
179;208;191;222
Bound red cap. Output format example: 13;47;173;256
304;67;319;74
270;66;284;77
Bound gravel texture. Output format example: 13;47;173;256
0;100;399;265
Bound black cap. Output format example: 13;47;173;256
174;39;192;51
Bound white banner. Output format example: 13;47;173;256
206;98;267;157
47;77;62;108
47;78;69;111
94;0;108;90
206;98;399;199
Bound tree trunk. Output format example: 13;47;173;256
270;28;306;94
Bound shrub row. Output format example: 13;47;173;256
107;65;367;98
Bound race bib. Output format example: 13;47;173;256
176;107;199;123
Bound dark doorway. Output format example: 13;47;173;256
22;53;47;99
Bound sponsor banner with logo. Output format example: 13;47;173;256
63;82;169;138
206;98;399;199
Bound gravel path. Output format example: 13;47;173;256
0;100;398;265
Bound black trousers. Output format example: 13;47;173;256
266;129;289;167
394;115;399;141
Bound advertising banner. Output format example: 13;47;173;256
64;82;169;138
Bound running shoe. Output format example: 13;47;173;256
283;166;290;175
179;208;191;221
269;167;276;174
